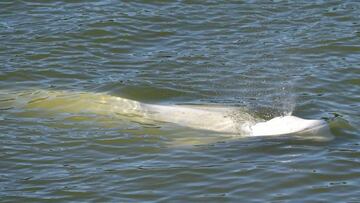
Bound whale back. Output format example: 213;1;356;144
0;89;334;142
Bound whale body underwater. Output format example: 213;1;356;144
1;90;334;141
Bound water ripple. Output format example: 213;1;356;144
1;0;360;202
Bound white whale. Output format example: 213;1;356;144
1;89;334;141
128;101;333;141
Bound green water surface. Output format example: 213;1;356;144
0;0;359;202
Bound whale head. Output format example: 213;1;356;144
250;115;334;141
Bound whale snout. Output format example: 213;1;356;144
250;116;334;141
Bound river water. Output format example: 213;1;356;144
1;0;359;202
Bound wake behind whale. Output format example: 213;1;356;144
0;89;334;142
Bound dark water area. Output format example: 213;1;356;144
0;0;359;202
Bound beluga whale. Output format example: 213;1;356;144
0;89;334;142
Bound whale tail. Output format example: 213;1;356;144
1;89;148;116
